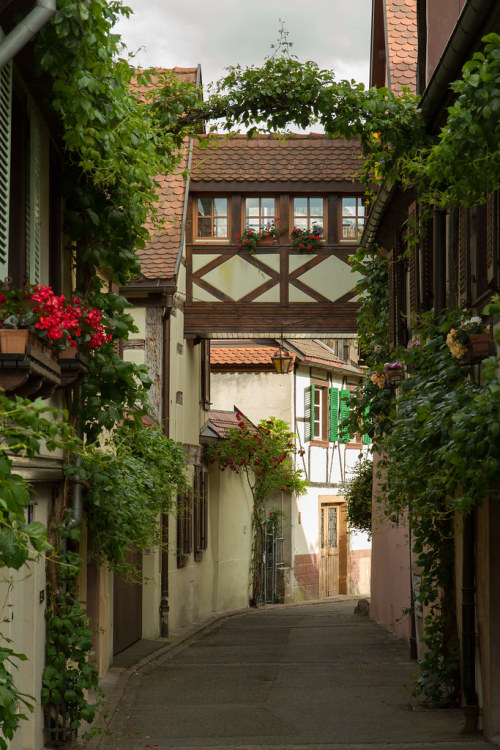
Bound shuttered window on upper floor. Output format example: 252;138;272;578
0;59;12;282
304;385;367;445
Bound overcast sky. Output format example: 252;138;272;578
114;0;372;92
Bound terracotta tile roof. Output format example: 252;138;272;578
191;134;364;183
204;408;255;439
129;68;198;281
210;343;284;370
385;0;418;95
138;148;189;280
286;339;343;368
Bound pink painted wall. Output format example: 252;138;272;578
369;453;412;643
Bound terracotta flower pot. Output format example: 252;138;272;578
0;329;31;353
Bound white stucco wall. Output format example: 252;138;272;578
211;370;293;426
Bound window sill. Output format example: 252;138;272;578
310;439;330;447
194;238;230;243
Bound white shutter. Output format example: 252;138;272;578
28;111;41;284
0;57;12;282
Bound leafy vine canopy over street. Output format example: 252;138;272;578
0;0;499;744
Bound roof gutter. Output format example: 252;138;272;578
360;0;496;251
0;0;57;70
174;63;202;280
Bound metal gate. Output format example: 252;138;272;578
262;522;284;604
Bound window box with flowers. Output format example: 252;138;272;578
290;224;324;252
236;219;288;252
0;286;112;397
446;316;494;365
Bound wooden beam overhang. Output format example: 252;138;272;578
189;181;366;193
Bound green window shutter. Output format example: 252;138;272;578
0;57;12;282
28;112;41;284
329;387;339;442
304;384;315;442
339;389;351;444
363;407;371;444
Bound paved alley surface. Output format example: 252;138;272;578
97;600;495;750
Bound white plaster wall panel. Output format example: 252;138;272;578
289;255;315;273
299;256;360;301
288;285;317;303
192;283;221;302
201;255;273;301
127;306;146;338
192;253;220;273
253;285;280;302
211;371;293;426
257;254;281;274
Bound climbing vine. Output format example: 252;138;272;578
77;423;187;577
341;459;373;538
206;415;307;604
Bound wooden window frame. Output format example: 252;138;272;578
339;195;365;243
243;196;278;232
177;489;192;568
291;196;326;238
311;381;328;444
194;195;230;242
193;466;208;562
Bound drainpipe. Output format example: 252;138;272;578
67;457;89;531
0;1;57;70
462;510;478;731
159;309;171;636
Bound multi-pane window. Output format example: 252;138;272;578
293;197;324;232
196;197;228;238
341;196;365;241
313;386;324;440
245;197;276;231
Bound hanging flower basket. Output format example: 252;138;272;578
458;332;495;365
384;363;404;387
0;329;61;398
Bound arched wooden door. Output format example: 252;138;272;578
319;498;347;598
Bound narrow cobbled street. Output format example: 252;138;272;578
96;600;494;750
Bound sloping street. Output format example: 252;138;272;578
96;600;495;750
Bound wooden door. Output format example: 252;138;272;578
319;501;347;598
113;548;142;655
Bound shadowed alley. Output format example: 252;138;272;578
95;600;495;750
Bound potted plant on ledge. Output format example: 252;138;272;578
446;316;494;365
0;285;112;396
290;224;324;252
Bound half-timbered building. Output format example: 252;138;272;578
185;134;365;339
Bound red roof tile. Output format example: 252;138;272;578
205;408;255;438
286;339;342;365
130;68;198;281
191;134;364;183
211;344;285;370
137;146;190;279
385;0;418;95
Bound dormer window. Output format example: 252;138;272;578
196;197;228;239
341;196;365;242
245;197;276;230
292;197;324;234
